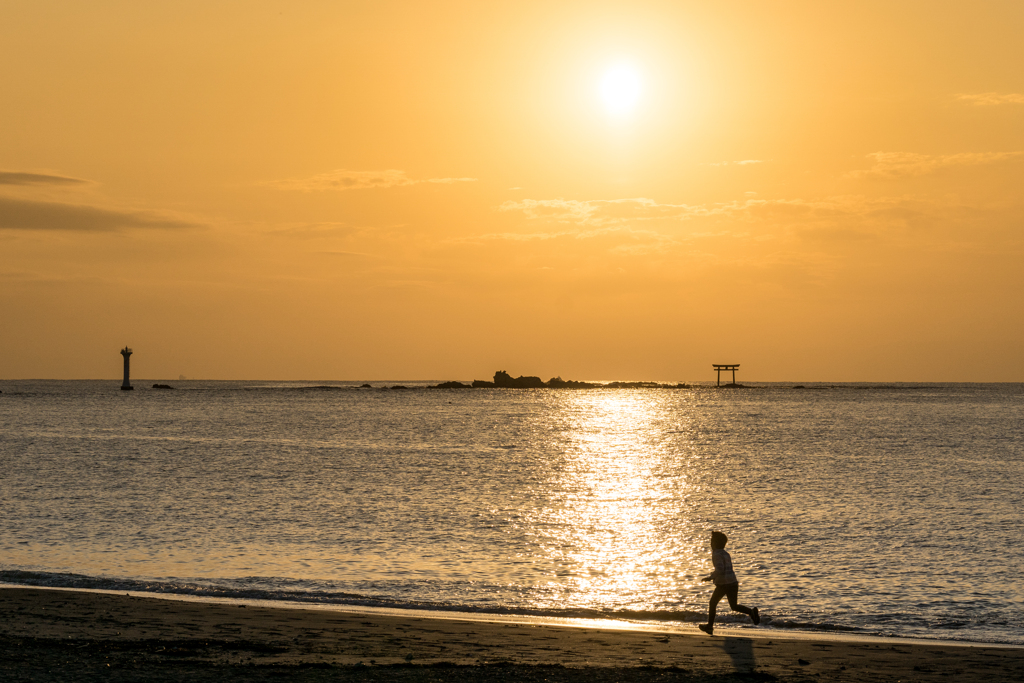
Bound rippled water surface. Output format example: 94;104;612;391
1;380;1022;643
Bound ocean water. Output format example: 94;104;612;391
1;380;1022;644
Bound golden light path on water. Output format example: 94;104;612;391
523;391;706;613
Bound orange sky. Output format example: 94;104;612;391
2;0;1022;381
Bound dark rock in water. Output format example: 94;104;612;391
152;384;174;389
547;376;598;389
471;371;695;389
389;385;409;390
793;385;806;389
493;370;545;388
474;371;691;390
433;381;470;389
360;383;372;388
721;383;746;388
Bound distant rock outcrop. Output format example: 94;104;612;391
433;381;471;389
152;384;174;389
546;376;597;389
493;370;546;388
458;372;688;389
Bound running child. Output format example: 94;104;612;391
698;531;760;635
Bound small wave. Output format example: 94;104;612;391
766;618;863;632
0;571;883;636
3;570;1017;644
0;570;696;621
281;386;353;391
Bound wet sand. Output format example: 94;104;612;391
2;587;1022;682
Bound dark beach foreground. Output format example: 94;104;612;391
2;587;1022;682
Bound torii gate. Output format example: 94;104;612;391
712;364;739;387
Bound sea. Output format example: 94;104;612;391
1;380;1022;645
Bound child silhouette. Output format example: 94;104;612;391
699;531;760;636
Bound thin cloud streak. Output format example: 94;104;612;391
0;171;91;186
460;225;679;255
499;197;696;224
493;194;1015;248
266;169;477;192
848;151;1023;179
320;250;375;258
0;196;199;232
956;92;1024;106
709;160;765;166
499;197;794;226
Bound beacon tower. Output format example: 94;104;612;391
120;346;134;390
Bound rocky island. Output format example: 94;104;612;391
432;371;687;389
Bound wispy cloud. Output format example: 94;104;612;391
0;171;91;186
498;197;777;226
709;160;765;167
493;194;992;245
470;229;574;241
956;92;1024;106
848;151;1023;179
497;196;907;231
499;197;699;224
0;196;199;232
265;169;477;192
319;250;375;258
462;225;679;255
457;192;1022;271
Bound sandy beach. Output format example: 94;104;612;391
2;587;1022;681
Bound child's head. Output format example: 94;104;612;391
710;531;728;550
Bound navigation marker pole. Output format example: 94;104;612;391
121;346;134;390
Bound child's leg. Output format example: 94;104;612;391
723;583;755;618
707;585;728;625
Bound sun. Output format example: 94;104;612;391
599;65;642;117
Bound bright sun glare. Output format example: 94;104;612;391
599;65;642;116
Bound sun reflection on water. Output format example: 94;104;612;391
525;390;707;613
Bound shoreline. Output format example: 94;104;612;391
3;586;1022;682
6;582;1022;650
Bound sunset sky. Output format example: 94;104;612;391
2;0;1022;381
